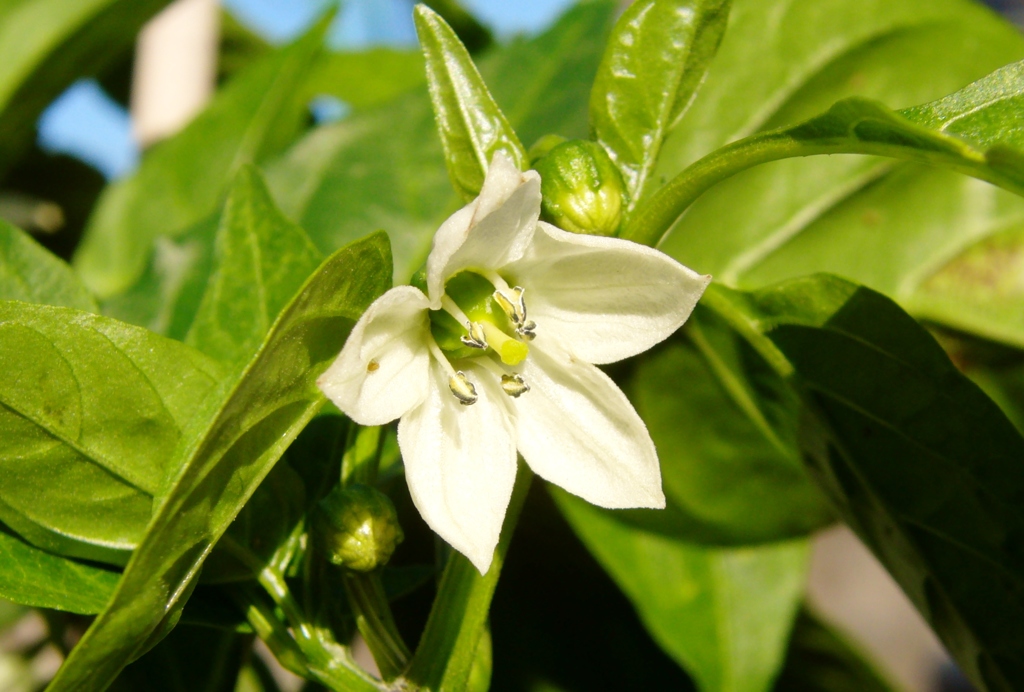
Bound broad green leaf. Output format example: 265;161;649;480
186;166;323;367
0;0;170;175
590;0;730;208
774;608;896;692
0;302;222;564
304;48;425;111
73;17;327;299
414;5;526;198
0;524;118;614
266;1;616;284
0;219;96;311
556;490;808;692
48;231;392;691
648;0;1024;345
627;305;831;544
710;276;1024;691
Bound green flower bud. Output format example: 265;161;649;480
534;140;626;236
317;484;403;572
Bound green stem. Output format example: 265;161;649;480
621;132;803;247
221;536;382;691
230;585;309;679
343;572;411;680
402;465;533;690
621;126;1021;248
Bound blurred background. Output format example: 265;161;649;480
2;0;1023;690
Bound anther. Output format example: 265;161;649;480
493;286;528;327
500;374;530;398
448;371;478;405
460;321;488;350
517;320;537;341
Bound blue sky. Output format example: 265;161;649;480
36;0;576;179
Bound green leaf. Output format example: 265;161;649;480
0;524;119;614
73;16;328;299
0;0;170;176
266;1;616;285
0;302;223;564
413;4;526;199
590;0;730;208
48;231;392;690
100;214;219;338
304;48;425;111
627;305;832;544
556;490;808;692
0;219;97;311
641;0;1024;347
627;89;1024;246
713;275;1024;691
186;166;323;368
774;608;896;692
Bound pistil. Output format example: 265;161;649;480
479;322;528;366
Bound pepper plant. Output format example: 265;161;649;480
2;0;1024;690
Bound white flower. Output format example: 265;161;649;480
317;153;710;574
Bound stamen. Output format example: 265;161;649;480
460;321;488;350
480;322;528;366
448;371;478;405
440;294;471;324
493;286;528;327
500;374;530;398
517;320;537;341
428;336;479;405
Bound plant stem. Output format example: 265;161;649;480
401;464;533;690
343;571;411;680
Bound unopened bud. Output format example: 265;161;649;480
317;484;403;572
534;140;626;236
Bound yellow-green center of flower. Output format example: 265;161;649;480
426;270;536;405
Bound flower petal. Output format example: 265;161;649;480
317;286;431;426
506;222;711;364
426;152;540;308
515;344;665;509
398;360;517;574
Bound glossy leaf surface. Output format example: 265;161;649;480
590;0;730;207
49;232;392;690
650;0;1024;347
710;276;1024;691
556;490;807;692
414;5;526;198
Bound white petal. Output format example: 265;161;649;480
426;153;540;308
506;222;711;364
317;286;431;426
398;360;517;574
515;344;665;509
